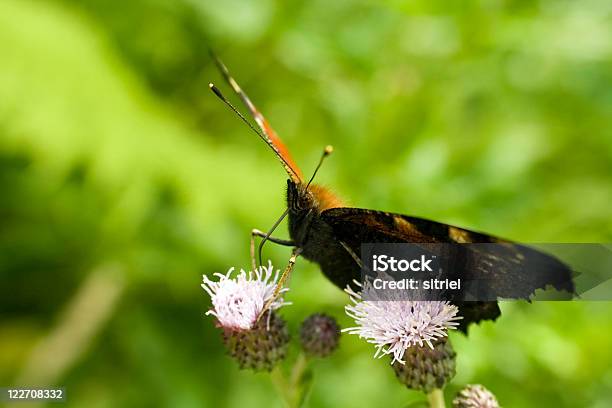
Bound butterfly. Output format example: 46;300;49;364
209;54;574;331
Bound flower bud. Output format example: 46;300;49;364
222;311;290;371
453;384;500;408
299;313;340;357
392;338;456;393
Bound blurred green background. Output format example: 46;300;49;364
1;0;611;407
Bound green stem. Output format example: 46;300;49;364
270;367;291;408
290;352;308;387
270;353;311;408
427;388;446;408
288;352;310;408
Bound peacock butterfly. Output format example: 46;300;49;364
208;54;574;331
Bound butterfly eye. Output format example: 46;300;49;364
286;180;299;211
288;186;309;213
293;194;305;212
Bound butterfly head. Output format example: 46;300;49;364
287;180;343;215
286;178;343;245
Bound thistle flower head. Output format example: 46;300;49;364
221;310;290;371
393;338;456;392
201;261;289;331
300;313;341;357
201;262;291;371
343;282;461;364
453;384;500;408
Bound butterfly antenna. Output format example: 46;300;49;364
209;51;302;183
305;145;333;189
209;83;298;178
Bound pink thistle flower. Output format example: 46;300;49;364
343;282;461;364
201;261;290;331
453;384;500;408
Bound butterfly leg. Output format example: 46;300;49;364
339;240;364;268
257;247;302;322
250;229;295;271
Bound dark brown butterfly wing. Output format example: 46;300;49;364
318;207;574;331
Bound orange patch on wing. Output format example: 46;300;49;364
448;227;472;243
393;217;431;241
